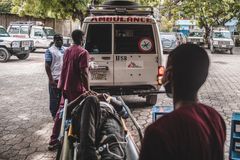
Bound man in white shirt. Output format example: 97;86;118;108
45;34;66;119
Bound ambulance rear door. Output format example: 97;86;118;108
113;24;158;86
85;24;114;86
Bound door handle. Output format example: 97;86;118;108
102;56;111;60
90;65;109;71
97;66;109;71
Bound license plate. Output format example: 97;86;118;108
22;41;30;47
222;45;226;48
91;71;107;80
193;42;197;44
24;47;29;50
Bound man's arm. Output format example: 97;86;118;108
79;50;90;91
81;67;90;91
45;49;56;86
45;63;56;86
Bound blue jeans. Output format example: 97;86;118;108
49;83;61;118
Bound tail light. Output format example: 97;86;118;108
157;66;165;85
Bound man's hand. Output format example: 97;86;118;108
97;93;111;103
49;79;57;87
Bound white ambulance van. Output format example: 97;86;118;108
82;0;164;104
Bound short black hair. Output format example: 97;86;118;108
53;34;63;41
71;29;84;45
169;44;209;99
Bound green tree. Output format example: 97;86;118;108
11;0;160;20
162;0;240;40
137;0;159;6
0;0;12;13
11;0;105;21
160;16;174;32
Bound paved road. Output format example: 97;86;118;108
0;47;239;160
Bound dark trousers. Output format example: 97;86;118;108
75;96;126;160
49;83;61;118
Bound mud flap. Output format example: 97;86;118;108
146;94;157;105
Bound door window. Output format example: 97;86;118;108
0;28;10;37
8;26;20;34
20;26;29;34
43;28;55;37
85;24;112;54
114;24;156;54
33;28;44;37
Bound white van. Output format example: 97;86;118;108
82;0;164;104
209;28;235;54
7;21;71;50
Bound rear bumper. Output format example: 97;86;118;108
90;85;160;95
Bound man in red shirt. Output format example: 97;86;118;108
48;29;90;150
139;44;226;160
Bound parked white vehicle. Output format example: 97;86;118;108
82;0;164;105
7;21;71;50
187;29;205;46
160;32;179;53
0;26;33;62
209;28;235;54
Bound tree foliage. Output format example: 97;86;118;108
11;0;105;20
11;0;160;20
0;0;12;13
160;16;174;32
137;0;160;7
161;0;240;39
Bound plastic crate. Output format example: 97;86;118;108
230;112;240;159
152;105;174;122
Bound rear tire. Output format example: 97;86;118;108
31;48;36;52
146;95;157;105
230;48;233;54
0;48;10;62
210;45;215;54
17;53;30;60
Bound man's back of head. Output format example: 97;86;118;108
169;44;209;100
71;29;84;45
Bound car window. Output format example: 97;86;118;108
43;28;55;37
189;32;204;37
33;28;44;37
20;26;29;34
213;32;231;39
85;24;112;54
0;28;10;37
8;26;20;34
114;24;155;54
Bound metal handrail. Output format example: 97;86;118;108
117;96;144;140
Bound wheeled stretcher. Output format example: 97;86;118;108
56;96;143;160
